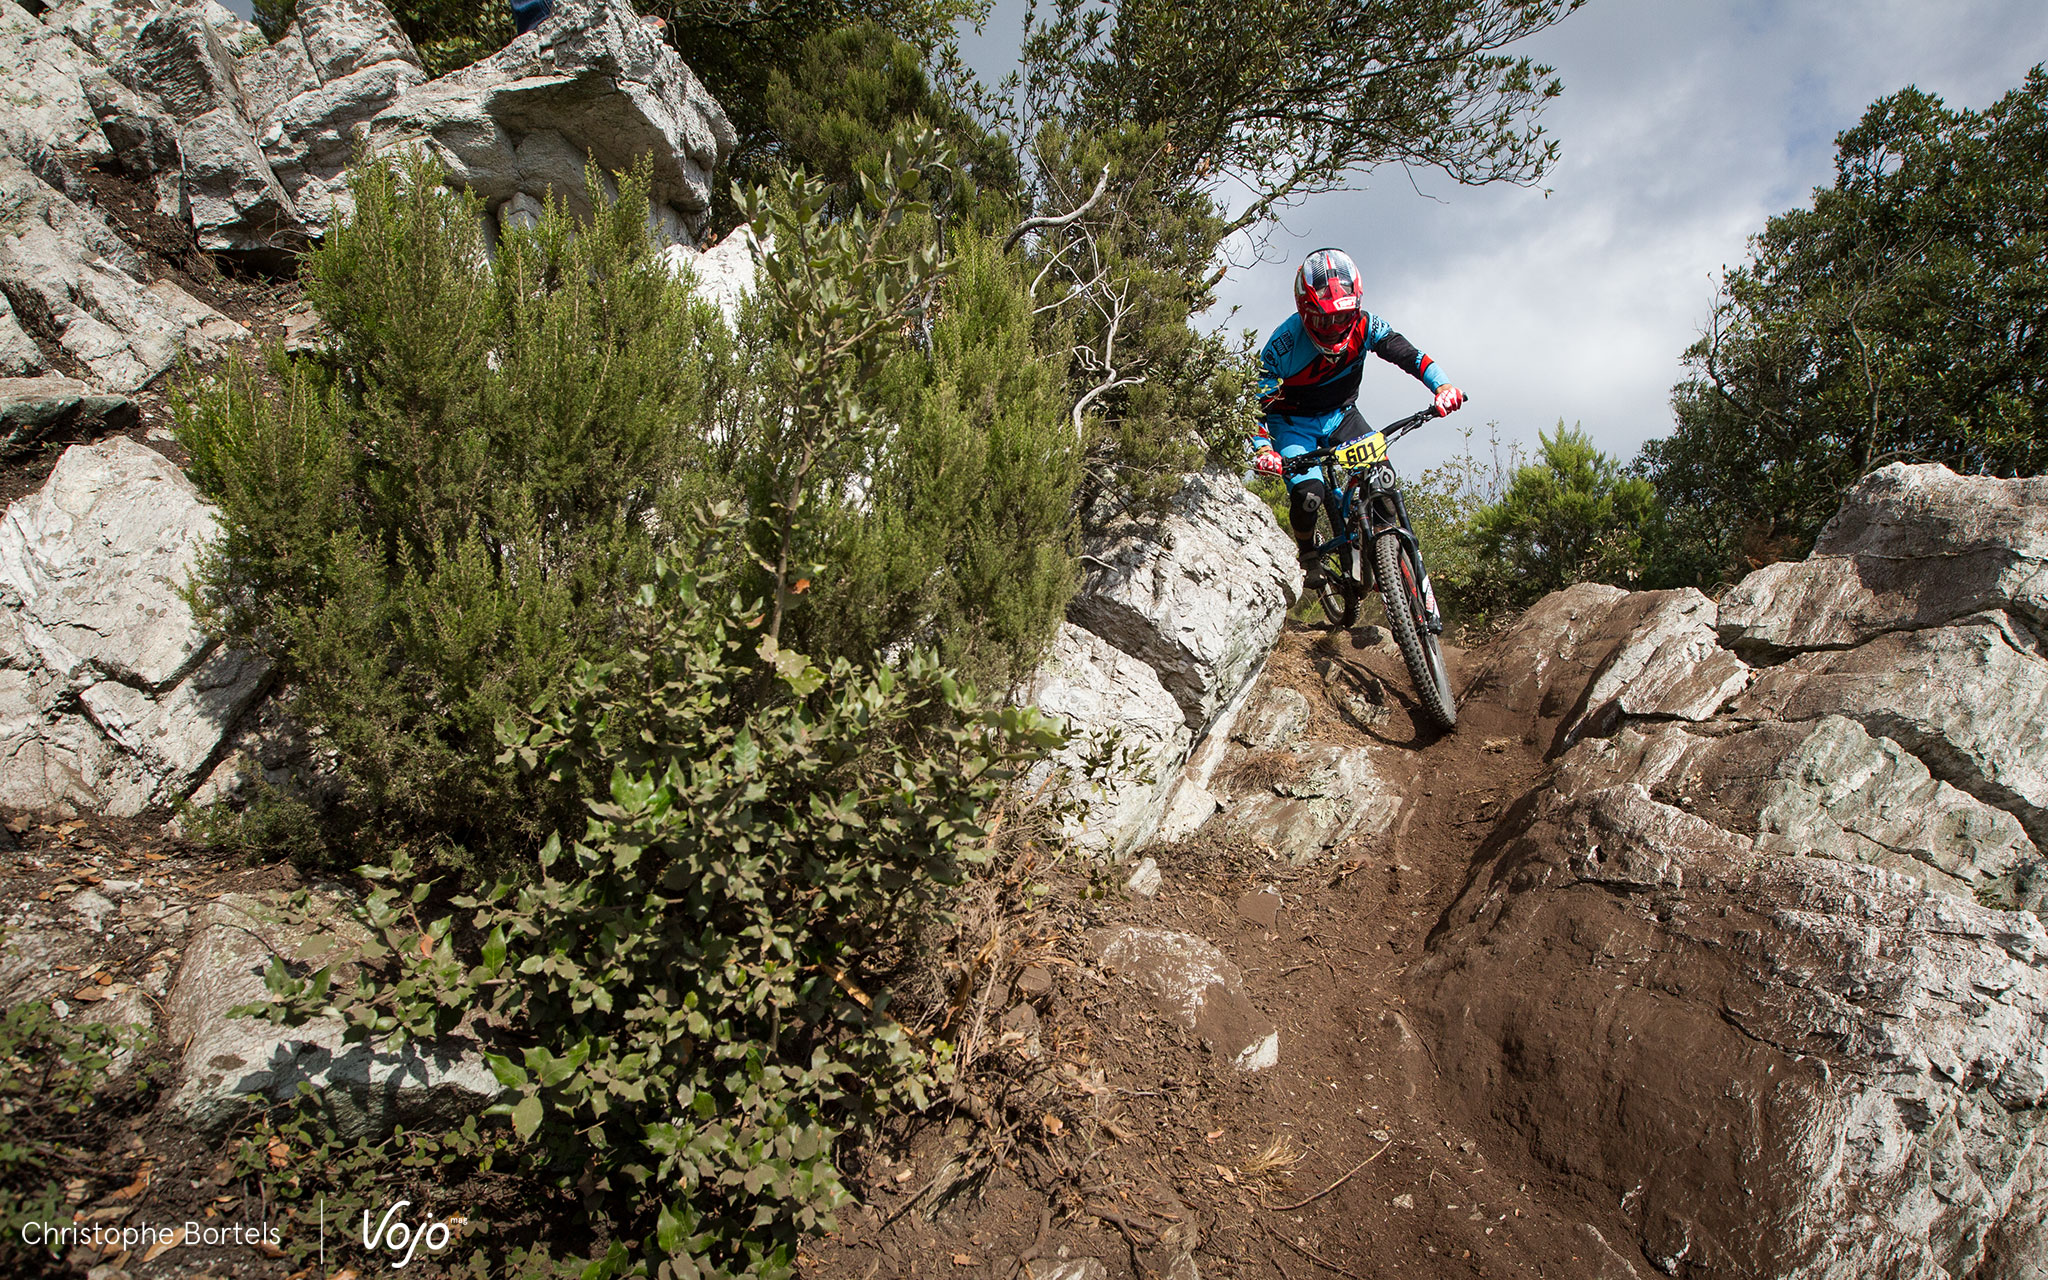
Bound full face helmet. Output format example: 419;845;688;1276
1293;248;1364;354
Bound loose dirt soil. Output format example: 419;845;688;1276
804;622;1644;1280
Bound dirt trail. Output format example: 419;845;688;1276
809;623;1647;1280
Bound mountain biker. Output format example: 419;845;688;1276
1252;248;1465;586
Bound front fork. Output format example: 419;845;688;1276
1356;476;1444;634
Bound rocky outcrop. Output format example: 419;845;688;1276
165;894;504;1137
367;0;732;245
0;373;134;456
1415;463;2048;1280
0;436;268;814
1025;469;1301;854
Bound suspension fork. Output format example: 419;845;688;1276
1363;479;1444;632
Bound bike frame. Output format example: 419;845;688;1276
1293;408;1446;632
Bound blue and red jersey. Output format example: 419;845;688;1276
1256;311;1445;425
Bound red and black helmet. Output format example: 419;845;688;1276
1294;248;1364;353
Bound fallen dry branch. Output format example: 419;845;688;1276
1259;1139;1391;1212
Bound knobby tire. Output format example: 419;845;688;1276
1372;529;1457;730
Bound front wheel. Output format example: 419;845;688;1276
1312;492;1360;628
1372;529;1457;730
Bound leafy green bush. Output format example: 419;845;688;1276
178;153;728;871
256;542;1062;1279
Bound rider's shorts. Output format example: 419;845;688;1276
1266;407;1372;488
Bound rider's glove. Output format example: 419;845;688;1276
1433;385;1466;416
1253;448;1284;477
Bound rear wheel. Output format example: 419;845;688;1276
1311;492;1360;628
1372;529;1457;730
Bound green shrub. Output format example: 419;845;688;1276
254;541;1062;1279
178;153;727;872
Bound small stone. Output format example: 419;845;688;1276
1393;1193;1415;1209
1125;857;1163;898
69;889;118;933
1236;888;1281;931
1015;964;1054;998
1368;1128;1392;1142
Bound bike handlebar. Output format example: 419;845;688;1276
1280;404;1451;477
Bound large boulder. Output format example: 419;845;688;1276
0;0;115;163
367;0;733;246
0;157;242;390
1020;622;1192;855
1023;467;1299;853
1068;469;1300;732
165;894;503;1137
0;437;267;814
1720;463;2048;655
1414;468;2048;1280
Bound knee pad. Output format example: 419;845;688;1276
1288;479;1327;536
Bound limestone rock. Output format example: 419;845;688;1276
1564;587;1749;742
1212;740;1402;864
291;0;421;83
1721;463;2048;654
0;437;268;813
0;156;234;390
0;0;114;162
1067;467;1300;731
235;25;320;121
0;373;135;457
258;56;425;235
1090;926;1278;1072
1124;856;1162;898
55;0;169;66
178;103;305;257
1021;621;1192;855
368;0;733;240
165;895;503;1137
80;70;185;215
1416;465;2048;1280
109;3;248;121
1735;612;2048;843
663;223;758;322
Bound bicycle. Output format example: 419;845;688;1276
1283;405;1458;731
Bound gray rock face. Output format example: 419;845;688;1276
0;0;114;162
0;156;240;390
1022;467;1299;854
0;437;268;814
1021;622;1192;855
165;895;503;1137
1069;469;1300;732
1720;462;2048;654
0;373;135;457
367;0;733;243
1415;467;2048;1280
1090;925;1279;1072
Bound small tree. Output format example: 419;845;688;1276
1468;422;1659;609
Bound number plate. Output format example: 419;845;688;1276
1333;432;1388;469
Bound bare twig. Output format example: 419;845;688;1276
1256;1220;1368;1280
1260;1141;1391;1212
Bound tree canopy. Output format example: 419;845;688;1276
1643;67;2048;583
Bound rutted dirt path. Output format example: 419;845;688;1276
808;622;1648;1280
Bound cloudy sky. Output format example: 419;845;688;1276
961;1;2048;473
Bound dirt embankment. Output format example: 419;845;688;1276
807;623;1652;1280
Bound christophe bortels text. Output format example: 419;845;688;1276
21;1219;283;1251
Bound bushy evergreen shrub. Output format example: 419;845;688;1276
178;154;726;870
